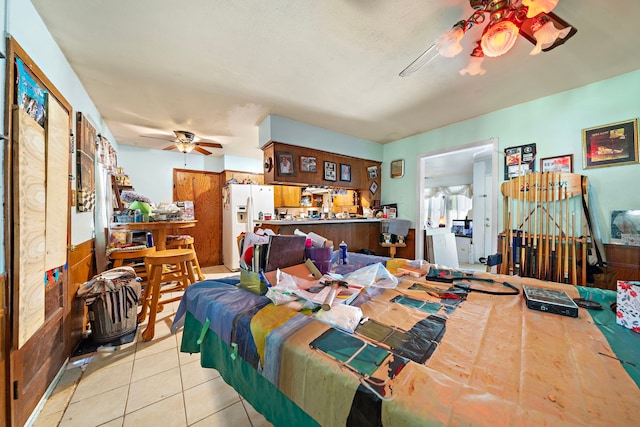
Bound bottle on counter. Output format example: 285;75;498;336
339;241;348;265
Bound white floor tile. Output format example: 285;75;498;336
60;385;128;427
122;393;186;427
190;401;252;427
126;367;182;414
183;377;241;425
71;361;133;403
131;347;179;382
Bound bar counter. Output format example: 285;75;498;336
257;218;389;255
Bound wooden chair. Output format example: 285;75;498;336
166;235;204;281
139;249;197;341
109;246;156;284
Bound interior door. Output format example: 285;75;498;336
6;40;73;427
173;169;223;266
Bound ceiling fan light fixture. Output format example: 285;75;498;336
522;0;559;19
401;0;573;77
481;20;520;57
529;15;572;55
175;141;196;153
460;55;487;76
436;26;465;58
460;43;486;75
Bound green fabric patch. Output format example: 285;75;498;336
577;287;640;387
181;312;320;427
392;295;442;314
310;328;389;377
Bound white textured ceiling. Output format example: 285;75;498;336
32;0;640;160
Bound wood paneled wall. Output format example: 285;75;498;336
605;244;640;282
67;239;95;352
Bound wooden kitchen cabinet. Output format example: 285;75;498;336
273;185;301;207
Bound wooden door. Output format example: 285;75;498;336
173;169;223;266
5;40;73;427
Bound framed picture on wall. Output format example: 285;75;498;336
367;165;378;179
276;151;296;176
390;159;404;178
324;161;337;181
300;156;317;172
340;163;351;182
582;118;638;169
369;181;378;195
541;154;573;173
504;143;536;180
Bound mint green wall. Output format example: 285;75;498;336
381;70;640;243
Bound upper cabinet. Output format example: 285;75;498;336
273;185;301;207
262;142;381;193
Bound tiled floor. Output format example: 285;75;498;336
32;266;273;427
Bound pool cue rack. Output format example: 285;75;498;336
499;172;588;286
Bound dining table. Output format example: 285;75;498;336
112;220;197;251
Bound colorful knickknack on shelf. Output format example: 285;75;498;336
128;201;152;221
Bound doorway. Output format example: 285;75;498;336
416;139;499;266
173;169;223;266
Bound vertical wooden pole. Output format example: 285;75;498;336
564;187;570;284
572;212;577;285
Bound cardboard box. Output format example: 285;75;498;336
616;280;640;333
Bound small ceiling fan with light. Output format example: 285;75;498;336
400;0;577;77
141;130;223;155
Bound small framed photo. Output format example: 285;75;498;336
323;161;337;181
390;159;404;179
582;118;638;169
300;156;317;172
340;163;351;182
367;165;378;179
541;154;573;173
369;181;378;195
276;151;296;176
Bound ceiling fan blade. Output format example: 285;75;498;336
197;142;223;149
399;43;439;77
162;145;177;151
140;133;174;141
194;146;212;155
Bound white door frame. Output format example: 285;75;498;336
415;138;499;262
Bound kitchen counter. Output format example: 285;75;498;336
258;218;382;226
256;217;414;259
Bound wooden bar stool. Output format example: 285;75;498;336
166;235;204;281
139;249;197;341
109;246;156;284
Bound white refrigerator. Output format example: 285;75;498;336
222;184;274;271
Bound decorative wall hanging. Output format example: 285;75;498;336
76;112;96;212
504;143;536;180
16;57;47;128
582;118;638;169
367;165;378;179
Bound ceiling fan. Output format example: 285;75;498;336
400;0;576;77
141;130;223;155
